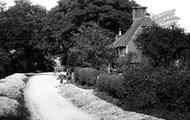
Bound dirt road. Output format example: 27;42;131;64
24;73;95;120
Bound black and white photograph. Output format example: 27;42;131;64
0;0;190;120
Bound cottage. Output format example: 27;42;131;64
113;6;155;63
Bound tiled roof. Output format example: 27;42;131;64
113;17;154;47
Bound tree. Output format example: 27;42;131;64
35;0;138;64
0;1;6;12
0;0;53;76
32;11;75;64
56;0;138;33
67;22;117;69
134;25;190;67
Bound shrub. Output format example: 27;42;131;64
0;97;20;118
122;66;190;120
0;82;24;100
122;67;158;109
114;52;138;73
0;65;6;79
0;74;26;100
0;74;30;120
74;67;100;86
96;73;125;98
0;96;30;120
156;70;190;112
73;65;190;119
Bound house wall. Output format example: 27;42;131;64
118;47;126;57
124;26;148;64
117;41;146;64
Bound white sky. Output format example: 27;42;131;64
3;0;190;32
135;0;190;32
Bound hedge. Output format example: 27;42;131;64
122;67;190;120
0;97;19;118
96;73;125;98
74;67;190;120
0;74;30;120
74;67;100;86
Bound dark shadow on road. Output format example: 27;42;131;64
24;72;58;77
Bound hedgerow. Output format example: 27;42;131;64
0;74;30;120
74;67;100;86
96;73;125;98
74;66;190;119
122;67;190;120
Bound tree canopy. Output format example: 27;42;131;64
0;0;139;76
0;0;53;77
134;25;190;67
34;0;138;64
67;22;117;68
55;0;138;33
3;0;190;76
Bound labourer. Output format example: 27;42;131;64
66;69;71;83
58;71;66;84
70;72;75;84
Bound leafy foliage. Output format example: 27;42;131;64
0;1;6;12
0;0;53;77
56;0;138;33
122;67;190;120
0;0;138;75
67;22;117;68
74;67;100;85
34;0;138;64
96;73;125;98
114;52;139;73
134;25;190;67
78;66;190;120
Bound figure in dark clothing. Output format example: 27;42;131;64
66;69;71;83
58;72;66;84
65;68;75;84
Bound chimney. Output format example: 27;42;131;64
132;6;147;22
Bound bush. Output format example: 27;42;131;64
96;73;125;98
0;95;30;120
122;67;158;109
0;74;27;100
74;67;100;86
0;74;30;120
122;67;190;120
0;97;19;118
156;70;190;112
0;82;24;100
0;65;6;79
73;65;190;119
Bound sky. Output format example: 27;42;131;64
135;0;190;32
3;0;190;32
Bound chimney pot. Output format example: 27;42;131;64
119;28;122;35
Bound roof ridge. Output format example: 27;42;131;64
113;18;143;47
113;18;142;46
113;17;154;47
